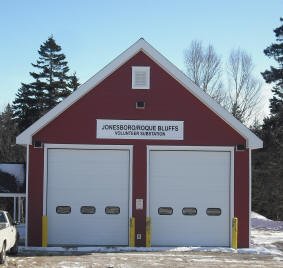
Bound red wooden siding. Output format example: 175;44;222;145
234;150;250;248
28;146;44;246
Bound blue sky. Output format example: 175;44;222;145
0;0;282;118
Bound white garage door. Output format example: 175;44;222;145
149;149;232;247
47;148;130;246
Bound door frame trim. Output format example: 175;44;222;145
43;143;133;245
146;145;234;247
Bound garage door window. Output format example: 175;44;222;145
182;207;197;216
56;206;71;214
105;206;120;215
158;207;173;215
206;208;221;216
80;206;96;214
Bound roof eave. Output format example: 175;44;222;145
16;38;263;150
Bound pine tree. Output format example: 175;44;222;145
0;105;25;162
13;35;79;131
262;18;283;115
69;72;80;91
29;36;72;107
252;18;283;220
12;84;36;132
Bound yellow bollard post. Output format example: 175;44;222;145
232;217;238;249
129;217;135;247
42;216;48;247
146;217;151;247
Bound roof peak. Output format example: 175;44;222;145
16;39;262;149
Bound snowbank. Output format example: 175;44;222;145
251;211;283;231
250;211;283;257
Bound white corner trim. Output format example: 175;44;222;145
43;146;48;216
249;148;252;247
128;146;133;246
230;148;235;247
25;145;29;247
16;38;262;149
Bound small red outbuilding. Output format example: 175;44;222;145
17;39;262;248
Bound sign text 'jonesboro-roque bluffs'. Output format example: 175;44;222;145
96;119;184;140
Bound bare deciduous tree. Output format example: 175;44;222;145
184;40;225;104
226;49;262;123
184;41;262;124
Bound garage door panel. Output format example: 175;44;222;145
50;220;125;245
149;149;231;247
47;149;129;246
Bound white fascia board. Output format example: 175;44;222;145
16;38;263;149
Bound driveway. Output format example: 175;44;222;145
5;250;283;268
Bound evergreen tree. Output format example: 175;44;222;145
252;18;283;220
0;105;25;162
262;18;283;115
13;35;79;131
12;85;36;132
69;72;80;91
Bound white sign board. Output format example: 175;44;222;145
97;119;184;140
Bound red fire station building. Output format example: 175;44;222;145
17;39;262;248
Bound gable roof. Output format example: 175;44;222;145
16;38;263;149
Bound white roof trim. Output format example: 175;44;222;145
16;38;263;149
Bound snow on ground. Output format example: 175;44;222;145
17;223;25;243
250;211;283;257
251;211;283;231
7;212;283;267
16;212;283;259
